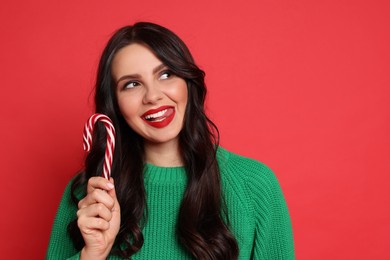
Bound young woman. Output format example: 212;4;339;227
46;22;294;260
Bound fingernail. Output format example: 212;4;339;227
107;182;115;189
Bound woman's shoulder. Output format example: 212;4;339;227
217;147;277;184
217;146;285;203
217;146;291;218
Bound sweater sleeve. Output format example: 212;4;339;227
46;180;81;260
246;162;295;259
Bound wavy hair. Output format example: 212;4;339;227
68;22;238;259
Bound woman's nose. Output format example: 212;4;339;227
143;83;163;104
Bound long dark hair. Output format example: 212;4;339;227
68;22;238;259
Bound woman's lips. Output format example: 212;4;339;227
141;106;175;128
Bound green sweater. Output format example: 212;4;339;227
46;148;294;259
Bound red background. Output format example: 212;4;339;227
1;0;389;259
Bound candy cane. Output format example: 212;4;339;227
83;113;116;179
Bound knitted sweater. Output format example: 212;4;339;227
46;147;294;259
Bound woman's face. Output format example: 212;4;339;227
112;43;188;145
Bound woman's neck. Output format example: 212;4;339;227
144;139;183;167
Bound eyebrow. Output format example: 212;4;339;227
116;63;167;84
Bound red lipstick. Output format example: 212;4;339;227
141;105;175;128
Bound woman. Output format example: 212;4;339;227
47;22;294;259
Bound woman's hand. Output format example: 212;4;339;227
77;177;121;260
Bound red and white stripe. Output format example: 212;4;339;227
83;113;116;180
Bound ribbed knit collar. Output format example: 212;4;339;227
144;163;187;184
143;147;230;185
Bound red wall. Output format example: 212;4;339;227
1;0;389;259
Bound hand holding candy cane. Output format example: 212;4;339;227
78;114;120;259
83;113;116;179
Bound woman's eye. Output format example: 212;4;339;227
159;71;172;80
123;81;139;89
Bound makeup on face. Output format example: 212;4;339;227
141;105;175;128
112;43;188;145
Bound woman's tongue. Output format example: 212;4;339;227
145;107;174;122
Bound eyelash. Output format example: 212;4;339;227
159;70;172;80
123;81;140;90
